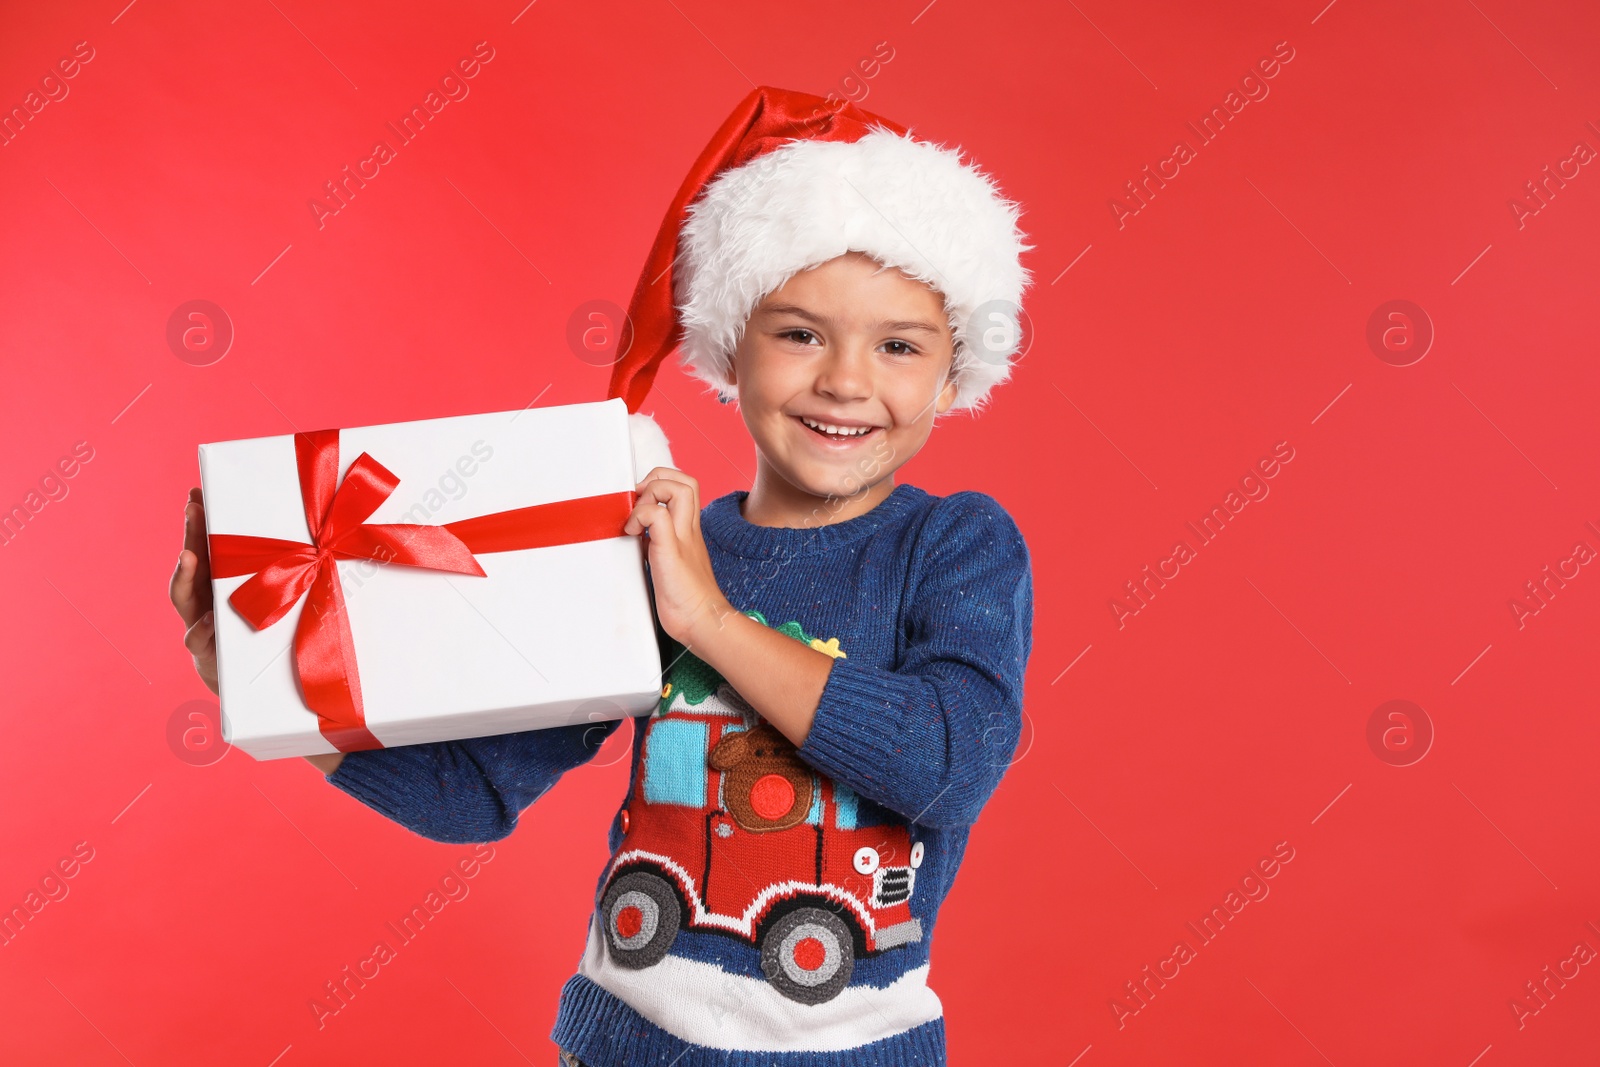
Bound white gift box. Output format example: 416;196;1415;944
197;398;672;760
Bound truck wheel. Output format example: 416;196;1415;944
601;871;681;968
759;907;855;1004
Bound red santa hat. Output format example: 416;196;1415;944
606;86;1033;414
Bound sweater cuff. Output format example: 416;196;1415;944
326;749;433;825
796;658;913;800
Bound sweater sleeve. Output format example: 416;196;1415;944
326;717;627;844
795;491;1033;829
328;592;674;844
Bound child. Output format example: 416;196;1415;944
170;86;1034;1066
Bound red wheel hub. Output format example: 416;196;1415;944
616;904;643;939
793;935;827;971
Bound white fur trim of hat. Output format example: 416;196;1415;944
671;125;1034;412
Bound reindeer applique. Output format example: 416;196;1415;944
708;720;815;832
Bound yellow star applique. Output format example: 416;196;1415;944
810;637;847;659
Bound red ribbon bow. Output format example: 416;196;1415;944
208;429;635;752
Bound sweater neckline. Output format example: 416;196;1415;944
701;483;927;559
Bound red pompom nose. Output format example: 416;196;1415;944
750;773;796;819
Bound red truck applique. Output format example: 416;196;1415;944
598;612;925;1005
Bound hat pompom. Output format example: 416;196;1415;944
626;412;674;482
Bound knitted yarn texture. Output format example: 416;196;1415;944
328;483;1033;1065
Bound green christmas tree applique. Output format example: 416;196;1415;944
655;610;846;717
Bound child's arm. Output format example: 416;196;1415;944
793;492;1032;828
321;594;681;843
701;495;1031;828
175;485;633;842
324;717;627;843
635;474;1032;830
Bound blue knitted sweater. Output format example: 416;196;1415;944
327;483;1033;1065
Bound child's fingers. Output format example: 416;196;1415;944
169;541;186;608
171;549;203;626
633;478;697;541
625;490;687;545
636;467;697;495
183;499;212;588
184;494;212;578
172;500;213;625
636;469;700;525
182;610;215;658
624;489;678;541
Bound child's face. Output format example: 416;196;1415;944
727;252;958;505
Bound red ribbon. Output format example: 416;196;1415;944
208;429;636;752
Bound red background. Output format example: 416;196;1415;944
2;1;1597;1063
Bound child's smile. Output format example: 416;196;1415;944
793;413;882;445
727;251;959;527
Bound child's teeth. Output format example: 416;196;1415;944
804;417;870;437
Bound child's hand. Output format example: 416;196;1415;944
624;467;733;647
168;486;346;777
169;487;219;696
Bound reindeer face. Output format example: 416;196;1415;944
708;722;814;832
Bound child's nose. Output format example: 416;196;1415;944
813;348;873;401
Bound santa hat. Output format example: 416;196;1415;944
606;86;1033;414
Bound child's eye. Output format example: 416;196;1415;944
881;340;919;357
780;328;820;346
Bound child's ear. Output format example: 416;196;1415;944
934;372;959;415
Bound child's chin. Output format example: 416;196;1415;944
785;465;880;503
